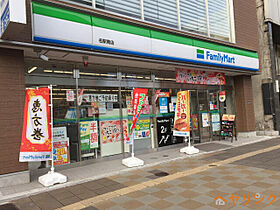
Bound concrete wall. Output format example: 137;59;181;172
252;0;274;131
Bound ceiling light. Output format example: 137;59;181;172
28;67;38;74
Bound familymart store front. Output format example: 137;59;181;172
25;1;259;171
25;58;255;171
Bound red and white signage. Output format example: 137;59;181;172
131;88;148;132
66;90;75;101
176;69;226;85
19;87;52;162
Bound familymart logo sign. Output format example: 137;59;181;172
196;49;236;64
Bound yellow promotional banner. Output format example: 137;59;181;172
173;91;190;137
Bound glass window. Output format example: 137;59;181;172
122;87;153;152
67;0;92;6
180;0;207;35
208;0;230;41
80;86;124;158
144;0;178;28
96;0;141;18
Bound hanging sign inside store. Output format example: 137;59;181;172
66;90;74;102
159;97;168;114
78;88;84;106
80;121;99;151
219;91;226;102
83;94;118;103
19;87;52;162
130;88;148;132
100;120;129;144
173;91;190;137
158;92;170;97
176;69;226;85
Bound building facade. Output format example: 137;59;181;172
253;0;280;135
0;0;259;185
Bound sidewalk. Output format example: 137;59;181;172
0;136;276;205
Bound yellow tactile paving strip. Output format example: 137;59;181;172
58;144;280;210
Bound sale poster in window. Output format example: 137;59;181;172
100;120;129;144
80;121;99;151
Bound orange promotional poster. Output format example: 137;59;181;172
173;91;190;137
19;88;52;162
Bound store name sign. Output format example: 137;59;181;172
32;2;259;72
197;49;236;64
83;94;118;103
0;0;26;37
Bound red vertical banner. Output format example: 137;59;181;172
19;88;52;162
131;88;148;131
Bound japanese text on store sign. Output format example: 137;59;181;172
83;94;118;102
133;93;145;117
90;121;98;147
26;95;49;144
31;99;44;141
176;93;187;118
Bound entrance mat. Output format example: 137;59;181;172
195;142;232;152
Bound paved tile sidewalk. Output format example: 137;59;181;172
0;137;278;209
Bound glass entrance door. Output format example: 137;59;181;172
198;90;211;143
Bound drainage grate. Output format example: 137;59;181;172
208;164;218;167
163;155;169;157
154;172;169;177
150;157;158;159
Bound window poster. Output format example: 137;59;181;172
192;114;199;131
98;102;106;114
80;121;99;151
100;120;129;144
159;97;168;113
202;113;210;127
212;113;220;132
141;96;150;114
126;95;133;115
128;119;151;140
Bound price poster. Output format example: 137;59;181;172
53;139;69;166
52;127;69;166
